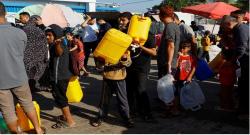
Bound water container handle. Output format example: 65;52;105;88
133;37;140;43
137;15;147;20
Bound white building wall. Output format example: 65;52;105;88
175;12;195;26
87;2;96;12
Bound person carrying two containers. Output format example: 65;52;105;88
91;12;134;128
91;12;155;127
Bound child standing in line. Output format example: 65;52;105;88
171;41;197;115
71;35;90;76
201;30;213;62
66;33;90;76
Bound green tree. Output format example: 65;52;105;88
233;0;249;11
152;0;207;11
214;0;248;11
153;0;249;11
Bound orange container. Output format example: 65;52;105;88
128;15;152;45
16;101;40;131
94;28;133;64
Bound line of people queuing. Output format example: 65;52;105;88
0;1;249;133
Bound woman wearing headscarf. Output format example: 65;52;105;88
23;15;48;91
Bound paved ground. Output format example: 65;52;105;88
32;57;249;134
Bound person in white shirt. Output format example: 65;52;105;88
81;15;99;67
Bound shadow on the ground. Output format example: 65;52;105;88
78;67;136;128
32;57;248;133
32;92;55;111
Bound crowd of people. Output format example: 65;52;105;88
0;1;249;134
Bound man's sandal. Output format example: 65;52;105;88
51;121;76;129
90;118;103;127
40;126;47;134
51;115;76;129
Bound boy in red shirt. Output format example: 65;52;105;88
176;42;197;82
171;41;197;115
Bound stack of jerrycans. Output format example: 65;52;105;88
94;15;152;64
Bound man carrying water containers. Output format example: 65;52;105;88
0;2;44;134
91;12;134;128
125;13;158;122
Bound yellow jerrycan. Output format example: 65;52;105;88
93;28;133;64
66;76;83;103
16;101;41;131
127;15;152;45
208;52;224;73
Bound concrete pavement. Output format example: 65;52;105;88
32;57;249;134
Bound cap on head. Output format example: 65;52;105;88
46;24;64;40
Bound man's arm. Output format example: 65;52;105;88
165;24;179;73
167;41;175;73
81;15;91;28
55;39;63;56
140;46;157;56
139;34;157;56
235;25;249;59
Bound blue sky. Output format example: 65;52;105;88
96;0;162;13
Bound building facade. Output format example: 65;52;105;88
96;2;120;12
2;0;120;13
